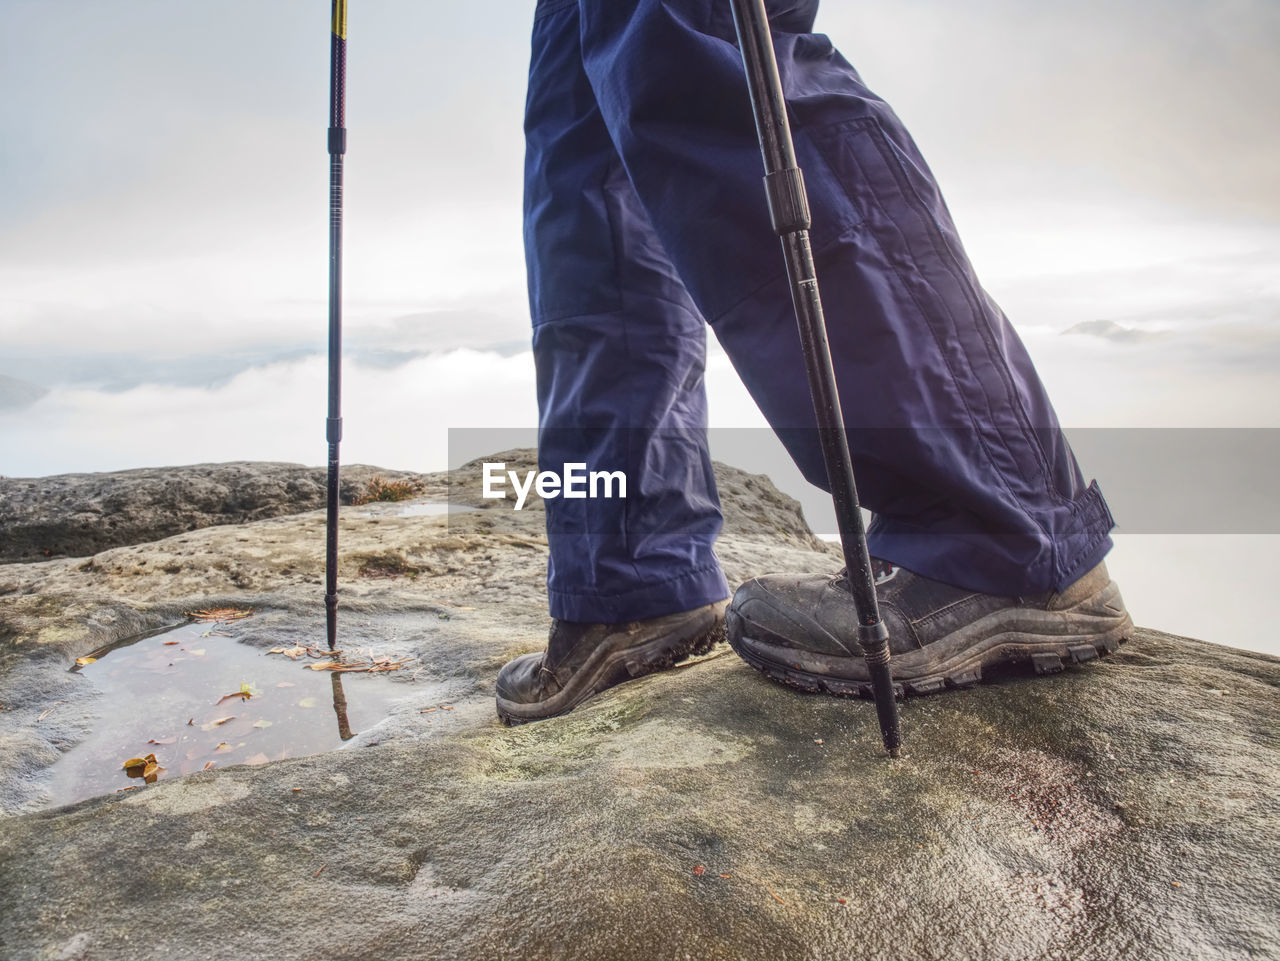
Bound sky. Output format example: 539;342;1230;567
2;0;1278;653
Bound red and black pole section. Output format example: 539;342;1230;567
324;0;347;651
729;0;902;756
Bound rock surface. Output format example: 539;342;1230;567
0;462;435;563
0;457;1276;961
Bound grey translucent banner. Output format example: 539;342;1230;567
447;427;1280;535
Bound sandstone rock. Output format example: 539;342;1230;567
0;458;1274;961
0;462;437;563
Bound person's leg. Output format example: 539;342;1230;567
525;0;728;624
497;0;730;724
576;0;1115;596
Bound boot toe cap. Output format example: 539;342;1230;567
495;652;551;704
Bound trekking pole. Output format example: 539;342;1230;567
324;0;348;651
729;0;901;756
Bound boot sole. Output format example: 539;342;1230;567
727;580;1132;700
496;603;728;725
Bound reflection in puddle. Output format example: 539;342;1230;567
350;501;481;518
396;502;478;517
46;622;428;809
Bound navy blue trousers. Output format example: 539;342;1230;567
525;0;1115;623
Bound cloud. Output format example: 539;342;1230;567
1062;320;1165;344
818;0;1280;217
0;375;48;412
0;349;540;479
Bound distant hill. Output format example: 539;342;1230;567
0;373;48;411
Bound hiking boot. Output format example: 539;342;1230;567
726;560;1130;697
495;600;729;724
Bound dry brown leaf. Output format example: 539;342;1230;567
214;742;233;753
692;865;706;877
147;737;177;745
216;691;252;704
203;761;216;771
163;641;180;646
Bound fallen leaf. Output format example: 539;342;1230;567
419;708;438;714
123;753;159;778
75;656;97;666
308;662;341;671
244;753;270;766
813;739;825;745
270;646;308;660
147;737;177;745
142;762;162;783
187;717;194;726
298;697;318;709
203;761;216;770
720;874;732;879
252;719;272;729
692;865;706;877
189;649;206;656
292;787;302;793
164;641;180;646
216;691;252;705
441;705;455;711
837;898;848;905
215;742;233;752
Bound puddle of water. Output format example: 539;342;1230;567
45;622;431;809
396;501;478;517
349;500;480;519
